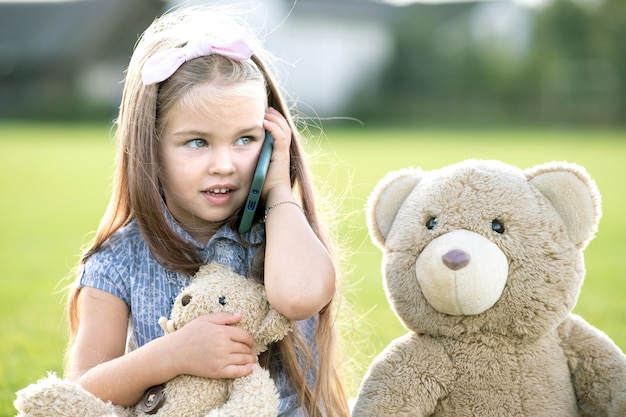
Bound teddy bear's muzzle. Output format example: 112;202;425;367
415;230;509;316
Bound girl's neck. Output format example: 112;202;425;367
182;221;223;245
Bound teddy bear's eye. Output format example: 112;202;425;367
426;217;438;230
181;294;192;306
218;296;226;306
491;220;505;234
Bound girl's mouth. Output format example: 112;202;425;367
207;188;231;195
202;187;235;205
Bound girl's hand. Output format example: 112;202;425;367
167;312;257;379
262;107;293;200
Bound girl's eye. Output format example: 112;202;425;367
187;139;207;148
492;220;505;234
234;136;252;146
426;217;438;230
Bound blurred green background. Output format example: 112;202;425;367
1;123;624;415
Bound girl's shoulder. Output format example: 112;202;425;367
100;219;146;252
80;220;181;306
86;220;150;270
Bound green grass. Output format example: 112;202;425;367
1;122;624;415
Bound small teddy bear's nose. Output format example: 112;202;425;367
442;249;470;271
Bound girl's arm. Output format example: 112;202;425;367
261;109;336;321
68;287;257;407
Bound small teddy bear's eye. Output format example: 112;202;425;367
426;217;438;230
218;296;226;306
181;294;192;306
491;220;505;234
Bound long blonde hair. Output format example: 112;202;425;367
66;6;349;416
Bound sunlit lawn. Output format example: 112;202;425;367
1;122;624;415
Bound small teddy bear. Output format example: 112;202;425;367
352;159;626;417
15;262;292;417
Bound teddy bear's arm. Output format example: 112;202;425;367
205;363;279;417
352;333;454;417
558;314;626;417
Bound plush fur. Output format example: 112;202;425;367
15;262;292;417
352;160;626;417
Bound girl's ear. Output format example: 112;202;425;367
367;168;424;248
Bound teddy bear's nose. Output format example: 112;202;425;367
442;249;470;271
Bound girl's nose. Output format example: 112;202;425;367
208;147;235;174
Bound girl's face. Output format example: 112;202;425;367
159;80;267;243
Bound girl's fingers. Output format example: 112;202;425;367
221;362;256;379
264;108;291;143
192;314;255;349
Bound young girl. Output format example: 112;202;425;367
65;6;349;417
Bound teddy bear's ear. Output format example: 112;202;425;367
254;309;292;354
526;161;602;249
367;168;424;248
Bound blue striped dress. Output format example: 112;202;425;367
79;210;316;416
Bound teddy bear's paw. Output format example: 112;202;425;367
204;404;278;417
203;368;279;417
14;372;128;417
158;317;176;334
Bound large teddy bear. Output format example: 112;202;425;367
352;159;626;416
15;262;292;417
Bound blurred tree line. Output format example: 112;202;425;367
349;0;625;126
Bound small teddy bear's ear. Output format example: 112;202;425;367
254;309;292;354
526;161;602;249
367;167;424;248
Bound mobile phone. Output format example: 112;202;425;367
238;131;274;234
